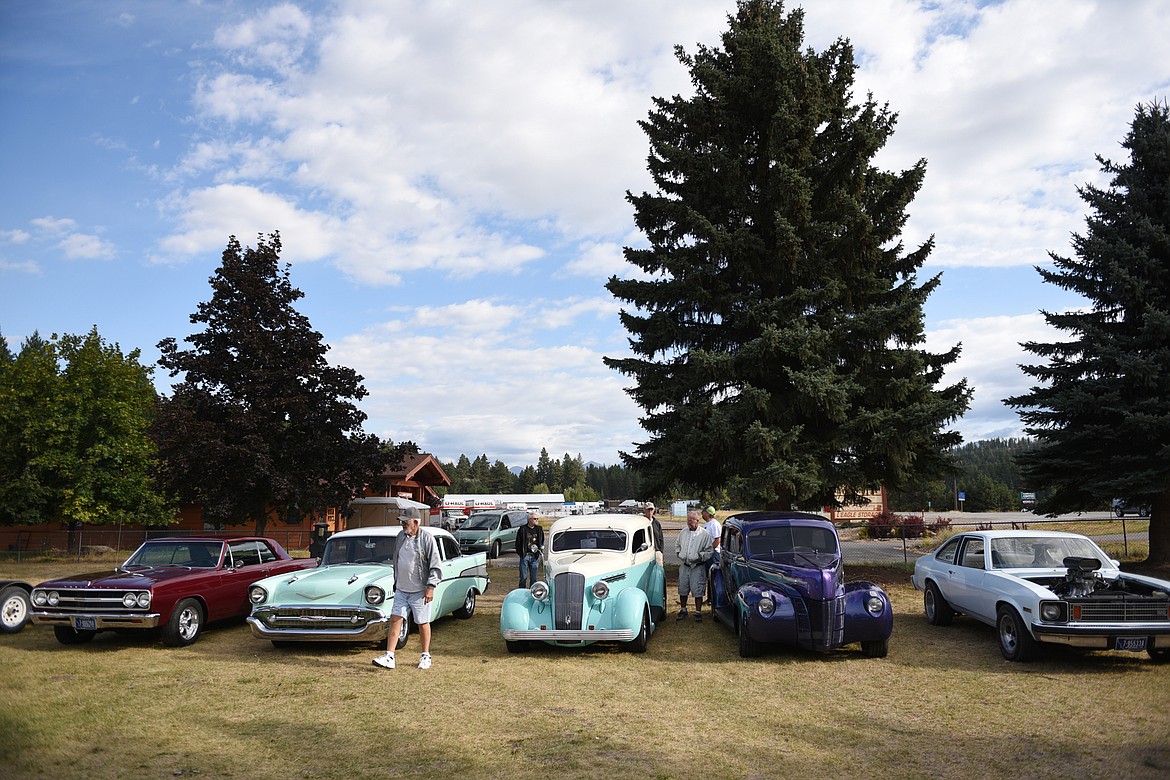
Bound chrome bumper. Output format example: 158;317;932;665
1033;623;1169;649
246;613;390;642
31;611;161;629
502;628;636;642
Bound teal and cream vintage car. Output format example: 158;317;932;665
500;514;667;653
246;525;489;648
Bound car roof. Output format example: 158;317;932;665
330;525;455;541
727;511;833;527
549;513;647;533
950;530;1091;540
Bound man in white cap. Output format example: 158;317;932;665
701;506;722;553
373;508;442;670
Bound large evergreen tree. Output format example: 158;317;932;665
605;0;969;510
155;233;390;534
1007;102;1170;565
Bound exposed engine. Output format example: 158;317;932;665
1044;557;1170;603
1051;557;1106;598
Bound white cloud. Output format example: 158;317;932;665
59;233;116;260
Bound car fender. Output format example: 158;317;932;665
500;588;539;631
610;586;650;630
842;580;894;643
735;581;799;644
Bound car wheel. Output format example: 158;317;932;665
1148;647;1170;663
1139;507;1150;518
53;625;96;645
861;637;889;658
997;605;1038;662
1114;508;1125;518
453;589;477;619
394;614;412;650
627;611;649;654
490;540;500;559
737;609;762;658
0;585;31;634
924;581;954;626
505;639;528;653
163;598;205;647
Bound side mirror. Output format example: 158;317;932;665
636;542;650;553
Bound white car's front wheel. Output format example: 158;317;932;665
997;605;1038;662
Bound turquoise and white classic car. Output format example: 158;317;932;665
247;525;489;648
500;513;667;653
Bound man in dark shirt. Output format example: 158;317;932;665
515;512;545;589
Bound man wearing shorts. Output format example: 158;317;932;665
373;508;443;670
675;510;713;622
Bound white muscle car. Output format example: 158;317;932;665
912;530;1170;662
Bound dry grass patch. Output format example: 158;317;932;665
0;560;1167;779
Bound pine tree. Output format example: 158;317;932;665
1007;102;1170;565
605;0;969;510
155;233;389;534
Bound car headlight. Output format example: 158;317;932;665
530;581;549;601
591;580;610;600
365;586;386;605
122;592;138;608
32;590;47;606
1039;601;1067;623
137;592;151;608
758;595;776;616
248;586;268;605
865;593;885;616
47;591;60;607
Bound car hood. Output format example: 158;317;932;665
35;568;208;589
547;551;629;581
253;564;396;605
748;557;844;600
455;529;490;540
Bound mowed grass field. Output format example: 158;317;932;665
1;558;1168;780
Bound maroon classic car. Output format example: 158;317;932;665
31;537;317;647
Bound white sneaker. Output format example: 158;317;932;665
372;652;395;669
418;652;432;670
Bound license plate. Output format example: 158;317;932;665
1115;636;1147;652
73;617;97;631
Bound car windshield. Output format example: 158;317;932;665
551;528;627;552
323;535;397;566
463;514;499;530
989;536;1105;569
123;541;222;569
745;526;839;562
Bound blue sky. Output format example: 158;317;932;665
3;1;1168;468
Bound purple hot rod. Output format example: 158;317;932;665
708;511;893;658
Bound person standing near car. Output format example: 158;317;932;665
515;512;545;589
675;510;713;622
702;506;722;554
643;504;664;565
373;508;442;670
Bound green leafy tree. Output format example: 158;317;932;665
487;459;515;493
0;329;172;543
605;0;969;510
1007;102;1170;564
155;233;389;534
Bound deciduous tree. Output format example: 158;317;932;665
605;0;969;510
1007;102;1170;564
155;233;391;534
0;328;171;543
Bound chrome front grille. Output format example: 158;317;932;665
1073;599;1170;623
259;607;377;629
553;572;585;630
33;589;146;614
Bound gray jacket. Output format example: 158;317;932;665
392;528;443;593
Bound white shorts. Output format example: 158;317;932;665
391;589;432;624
